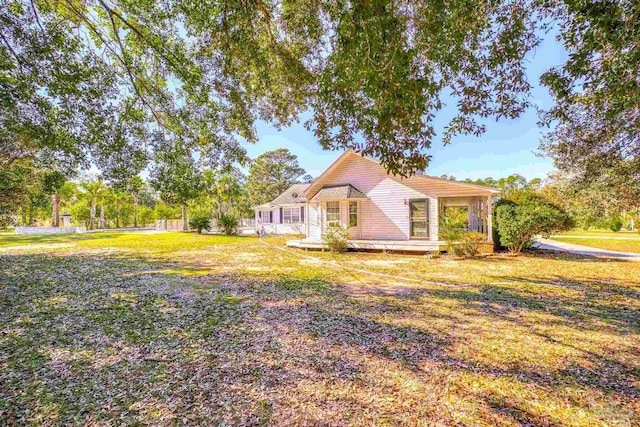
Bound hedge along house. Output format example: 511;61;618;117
287;150;500;252
252;183;310;235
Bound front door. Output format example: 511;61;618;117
347;200;360;239
410;199;429;239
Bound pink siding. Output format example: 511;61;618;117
306;153;495;241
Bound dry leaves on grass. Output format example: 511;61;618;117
0;232;638;426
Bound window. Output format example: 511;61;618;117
349;201;358;227
410;200;429;238
325;201;340;227
282;207;301;224
260;210;272;223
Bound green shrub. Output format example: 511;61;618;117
217;214;239;235
495;191;574;254
138;205;154;227
459;231;487;257
322;224;349;253
609;216;623;232
439;229;486;257
189;215;212;234
439;227;464;255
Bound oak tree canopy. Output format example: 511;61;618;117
1;0;636;179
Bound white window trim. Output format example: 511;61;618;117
260;210;272;224
282;207;301;224
348;200;358;228
325;201;341;227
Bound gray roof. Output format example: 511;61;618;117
269;183;311;205
311;185;367;201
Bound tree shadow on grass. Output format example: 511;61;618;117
259;293;639;425
0;252;380;424
497;274;640;299
417;276;640;335
1;251;639;425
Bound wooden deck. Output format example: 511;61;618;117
286;238;446;252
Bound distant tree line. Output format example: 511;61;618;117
541;175;639;232
5;145;637;238
439;174;543;192
438;171;638;253
0;148;310;230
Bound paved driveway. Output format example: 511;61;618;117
535;238;640;262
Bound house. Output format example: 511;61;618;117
252;183;310;235
287;150;500;252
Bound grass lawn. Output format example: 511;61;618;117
550;229;640;254
553;229;640;238
551;238;640;254
1;231;639;426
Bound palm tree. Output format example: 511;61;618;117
42;171;66;227
108;188;130;228
98;191;107;229
127;176;145;228
215;174;243;217
81;180;107;230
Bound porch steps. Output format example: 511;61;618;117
286;239;446;253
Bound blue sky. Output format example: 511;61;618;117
242;32;569;181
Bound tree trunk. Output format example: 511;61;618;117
182;204;189;231
115;200;120;228
216;195;223;218
99;203;105;229
90;200;96;230
133;193;139;228
51;193;60;227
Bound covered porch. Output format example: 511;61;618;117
295;189;495;253
438;196;493;239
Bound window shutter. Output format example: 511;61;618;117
280;207;283;224
258;211;262;219
300;206;305;223
269;211;273;223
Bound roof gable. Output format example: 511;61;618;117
269;183;311;205
303;150;361;198
304;150;500;199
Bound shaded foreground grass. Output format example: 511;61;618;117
1;232;639;426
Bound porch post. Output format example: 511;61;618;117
432;198;439;241
487;195;493;242
305;202;309;238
